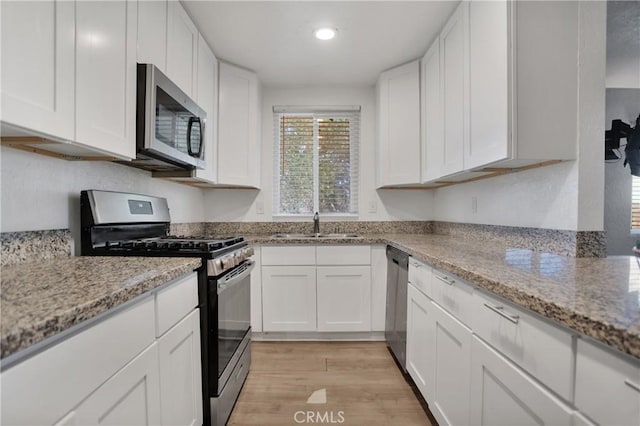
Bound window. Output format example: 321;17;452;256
632;176;640;230
273;108;360;215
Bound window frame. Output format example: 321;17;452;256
272;108;360;218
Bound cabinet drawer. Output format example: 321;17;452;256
262;246;316;265
155;272;198;337
575;339;640;426
316;245;370;265
430;268;473;326
408;258;432;298
470;336;573;426
472;290;574;401
1;296;156;426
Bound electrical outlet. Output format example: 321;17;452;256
256;200;264;215
471;197;478;214
368;199;377;213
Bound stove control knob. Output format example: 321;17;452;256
245;247;255;258
214;259;223;274
222;254;236;269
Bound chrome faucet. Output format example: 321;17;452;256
313;212;320;234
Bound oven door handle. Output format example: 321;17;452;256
217;261;255;294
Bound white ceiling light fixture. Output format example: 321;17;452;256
315;28;336;41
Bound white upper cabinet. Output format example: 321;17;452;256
166;1;198;98
194;35;218;184
376;60;421;187
1;0;75;140
217;62;261;188
440;1;469;178
75;0;137;160
463;0;579;172
137;0;168;72
466;0;509;169
421;39;443;183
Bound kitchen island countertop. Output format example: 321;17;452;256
1;256;201;359
250;233;640;360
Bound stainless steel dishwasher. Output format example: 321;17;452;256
385;246;409;372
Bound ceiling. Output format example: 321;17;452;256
183;1;458;88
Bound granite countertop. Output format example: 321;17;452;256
250;234;640;359
1;256;201;359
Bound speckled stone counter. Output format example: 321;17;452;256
1;256;201;359
249;234;640;359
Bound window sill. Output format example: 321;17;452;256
273;214;359;222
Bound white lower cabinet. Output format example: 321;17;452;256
406;284;436;400
158;310;203;426
317;266;371;332
574;339;640;426
472;290;574;401
74;343;162;426
250;246;263;332
469;336;573;425
260;245;378;334
0;272;201;426
431;302;472;426
370;245;388;332
262;266;317;332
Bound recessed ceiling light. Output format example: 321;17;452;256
315;28;336;41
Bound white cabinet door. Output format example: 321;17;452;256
74;343;162;426
158;310;203;426
250;246;263;332
262;266;316;332
217;62;260;188
137;0;167;72
575;339;640;426
406;284;436;401
421;38;443;183
194;34;218;184
75;0;137;160
166;0;198;98
467;0;509;169
370;245;387;332
431;302;471;426
376;60;421;186
469;336;573;426
1;0;75;140
440;1;468;177
317;266;372;332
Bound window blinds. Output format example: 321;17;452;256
632;176;640;230
273;110;360;215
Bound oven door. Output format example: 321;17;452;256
215;260;254;392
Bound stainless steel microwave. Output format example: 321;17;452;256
134;63;205;171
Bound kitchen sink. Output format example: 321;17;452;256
271;233;361;239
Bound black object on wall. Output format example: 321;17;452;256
623;115;640;176
605;115;640;176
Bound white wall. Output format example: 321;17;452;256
606;1;640;88
0;146;205;250
202;86;433;221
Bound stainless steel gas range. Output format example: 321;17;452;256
80;189;253;426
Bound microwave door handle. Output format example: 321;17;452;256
217;261;255;295
187;117;202;157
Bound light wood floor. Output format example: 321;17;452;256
228;341;435;426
